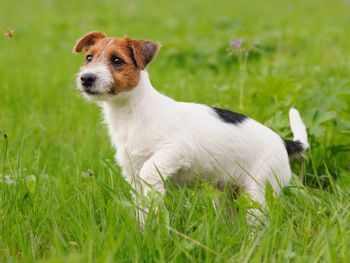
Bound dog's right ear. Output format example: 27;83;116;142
73;32;106;53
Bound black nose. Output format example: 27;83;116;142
80;74;96;88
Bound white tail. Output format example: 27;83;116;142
289;108;309;149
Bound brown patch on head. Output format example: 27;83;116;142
93;37;141;92
74;32;160;93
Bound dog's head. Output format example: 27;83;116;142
73;32;160;101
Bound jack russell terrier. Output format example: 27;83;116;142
73;32;309;222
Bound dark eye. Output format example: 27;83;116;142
111;56;124;66
86;54;93;63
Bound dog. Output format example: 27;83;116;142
73;32;309;223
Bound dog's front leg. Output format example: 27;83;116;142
140;148;185;196
118;163;146;226
138;147;187;223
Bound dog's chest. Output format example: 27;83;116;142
104;110;160;171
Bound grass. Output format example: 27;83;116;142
1;0;350;261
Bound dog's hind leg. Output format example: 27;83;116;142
242;162;272;227
243;158;289;230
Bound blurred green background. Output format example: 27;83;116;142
1;0;350;262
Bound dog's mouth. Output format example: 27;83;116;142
81;87;117;97
84;89;99;95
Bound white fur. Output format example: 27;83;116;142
99;71;307;209
289;108;309;149
76;64;115;101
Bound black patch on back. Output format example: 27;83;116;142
212;107;247;125
284;139;304;157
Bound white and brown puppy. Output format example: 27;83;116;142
73;32;309;220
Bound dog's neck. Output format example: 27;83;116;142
102;70;159;115
101;70;163;145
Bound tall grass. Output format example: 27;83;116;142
0;0;349;261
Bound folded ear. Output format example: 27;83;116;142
128;39;160;69
73;32;106;53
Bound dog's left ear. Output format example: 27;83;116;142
73;31;106;53
128;39;160;69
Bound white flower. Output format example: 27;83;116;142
0;174;16;185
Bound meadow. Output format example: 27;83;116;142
1;0;350;262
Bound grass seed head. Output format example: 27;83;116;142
5;29;14;38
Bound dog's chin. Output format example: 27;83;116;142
80;89;117;102
76;82;117;101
